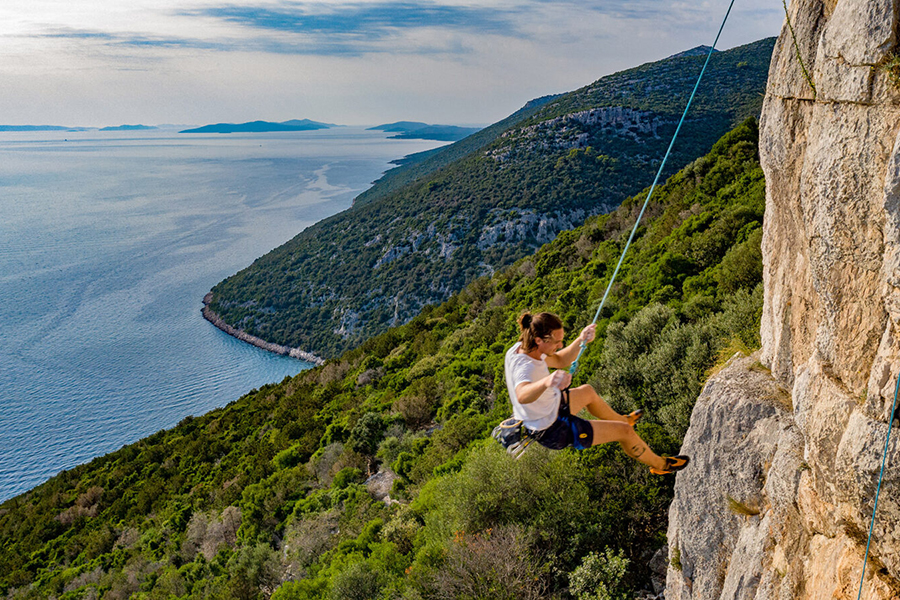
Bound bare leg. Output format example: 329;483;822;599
568;385;628;422
589;420;666;471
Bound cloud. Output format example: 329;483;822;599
25;1;780;62
31;27;472;58
19;0;782;64
26;2;524;58
528;0;781;27
185;2;522;39
35;28;223;51
40;29;119;41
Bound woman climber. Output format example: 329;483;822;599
504;311;689;474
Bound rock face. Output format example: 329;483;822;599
666;1;900;598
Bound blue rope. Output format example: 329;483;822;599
857;367;900;600
570;0;737;375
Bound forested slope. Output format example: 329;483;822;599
353;94;561;207
206;39;774;359
1;119;766;599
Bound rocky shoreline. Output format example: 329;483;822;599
202;293;325;366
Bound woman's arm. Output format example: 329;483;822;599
515;371;571;404
545;323;596;369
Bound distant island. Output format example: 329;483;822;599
179;119;336;134
369;121;482;142
99;124;158;131
367;121;429;133
0;125;93;132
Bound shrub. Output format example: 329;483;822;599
569;548;630;600
394;381;438;428
376;436;402;465
381;506;421;555
435;389;484;422
420;441;594;563
348;412;387;473
714;227;762;295
333;468;364;490
283;510;341;568
272;578;328;600
329;560;389;600
310;443;346;486
391;436;431;481
226;542;282;600
422;525;549;600
182;506;242;561
593;303;678;411
407;355;450;381
407;412;484;483
356;367;384;387
594;283;762;440
274;443;308;470
714;283;763;349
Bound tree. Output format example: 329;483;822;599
348;412;386;474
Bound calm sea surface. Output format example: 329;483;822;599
0;127;443;502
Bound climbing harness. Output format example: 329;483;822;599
492;416;533;459
856;367;900;600
569;0;737;377
492;388;581;459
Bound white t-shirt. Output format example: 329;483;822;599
504;342;561;431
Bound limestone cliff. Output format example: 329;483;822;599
665;1;900;598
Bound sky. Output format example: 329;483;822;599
0;0;785;127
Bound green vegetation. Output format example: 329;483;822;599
726;496;761;517
355;95;561;207
670;546;683;572
881;52;900;89
207;39;774;359
782;0;816;97
569;548;631;600
0;119;765;599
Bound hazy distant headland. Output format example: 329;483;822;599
179;119;337;134
0;124;159;132
369;121;482;141
0;125;94;132
99;124;158;131
0;120;480;141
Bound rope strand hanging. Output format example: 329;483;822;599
569;0;737;376
857;368;900;600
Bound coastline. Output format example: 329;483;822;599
202;293;325;366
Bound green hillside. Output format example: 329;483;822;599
1;119;765;599
355;94;561;206
206;38;775;359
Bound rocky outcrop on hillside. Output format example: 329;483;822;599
665;1;900;598
493;106;668;158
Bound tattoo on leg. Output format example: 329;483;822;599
631;445;646;458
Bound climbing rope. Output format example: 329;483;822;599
857;367;900;600
569;0;737;376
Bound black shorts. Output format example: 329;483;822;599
529;389;594;450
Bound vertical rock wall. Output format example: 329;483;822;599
666;1;900;598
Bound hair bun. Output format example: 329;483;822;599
520;313;533;329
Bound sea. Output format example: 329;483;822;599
0;127;444;502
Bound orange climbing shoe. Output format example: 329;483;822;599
650;455;690;475
626;409;644;426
